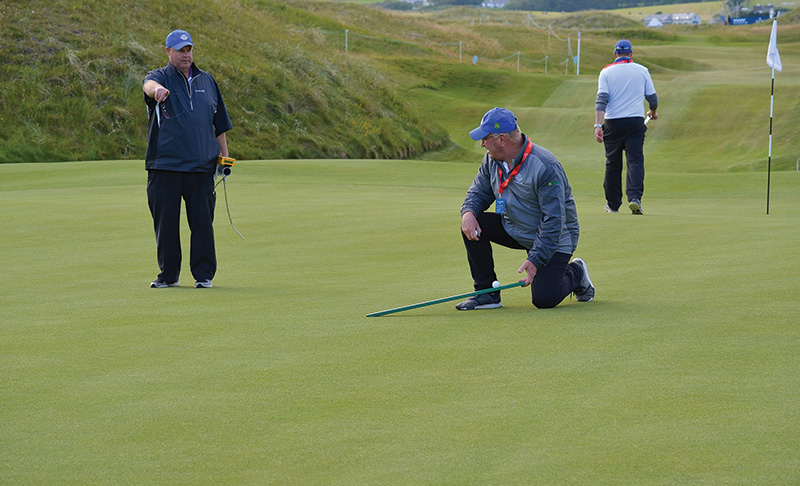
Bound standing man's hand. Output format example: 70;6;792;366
594;126;604;143
154;86;170;102
594;110;605;144
646;110;658;121
461;211;481;241
517;259;537;287
143;80;170;102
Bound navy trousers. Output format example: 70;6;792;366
602;117;647;210
147;170;216;283
462;212;583;309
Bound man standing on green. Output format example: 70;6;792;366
143;29;232;288
594;39;658;215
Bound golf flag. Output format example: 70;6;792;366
767;20;782;72
765;19;781;214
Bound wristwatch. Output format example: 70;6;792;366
594;124;602;128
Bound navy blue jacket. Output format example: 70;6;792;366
144;62;232;172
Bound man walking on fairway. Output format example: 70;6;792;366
458;107;594;310
594;39;658;215
143;29;232;289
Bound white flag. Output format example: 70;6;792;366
767;20;782;72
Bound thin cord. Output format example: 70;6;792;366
215;177;245;240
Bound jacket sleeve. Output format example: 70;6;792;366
461;155;496;217
527;163;566;268
211;76;233;136
143;68;163;113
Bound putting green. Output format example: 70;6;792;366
2;159;798;483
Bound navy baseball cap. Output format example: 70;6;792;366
469;107;518;141
166;29;193;50
614;39;633;54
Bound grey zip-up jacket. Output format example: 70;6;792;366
143;62;232;173
461;134;580;269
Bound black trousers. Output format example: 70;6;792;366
602;117;647;210
462;212;583;309
147;170;216;283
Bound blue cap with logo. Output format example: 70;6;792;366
166;29;194;50
469;107;518;141
614;39;632;54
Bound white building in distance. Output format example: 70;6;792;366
643;12;702;26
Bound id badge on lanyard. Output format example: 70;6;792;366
496;140;533;214
495;196;505;214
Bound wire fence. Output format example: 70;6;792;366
319;22;580;75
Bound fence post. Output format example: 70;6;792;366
517;51;520;72
545;55;548;74
568;36;572;74
577;31;581;76
459;41;462;62
345;29;349;53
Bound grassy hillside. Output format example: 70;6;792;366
385;13;799;172
1;0;798;170
0;0;450;162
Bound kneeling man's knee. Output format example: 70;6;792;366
532;295;559;309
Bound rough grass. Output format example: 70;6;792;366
0;0;450;162
3;0;798;165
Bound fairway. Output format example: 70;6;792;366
2;159;799;484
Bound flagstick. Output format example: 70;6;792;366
765;19;781;215
767;66;774;215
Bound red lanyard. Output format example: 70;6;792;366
603;58;633;69
498;139;533;195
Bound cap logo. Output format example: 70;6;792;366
180;35;188;40
494;122;500;129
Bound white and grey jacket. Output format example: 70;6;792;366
461;135;580;269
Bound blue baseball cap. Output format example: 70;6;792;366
469;107;518;141
166;29;193;50
614;39;632;54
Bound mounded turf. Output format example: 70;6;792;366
2;159;798;484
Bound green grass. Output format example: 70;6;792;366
2;160;800;484
3;0;798;164
3;0;800;482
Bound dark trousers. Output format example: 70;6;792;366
602;117;647;210
462;212;583;309
147;170;216;283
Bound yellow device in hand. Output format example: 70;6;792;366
217;156;235;179
218;156;235;167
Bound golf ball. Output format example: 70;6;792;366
492;280;500;288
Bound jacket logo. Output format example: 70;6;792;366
195;89;205;93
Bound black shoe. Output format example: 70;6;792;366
150;279;179;288
571;258;594;302
455;291;502;310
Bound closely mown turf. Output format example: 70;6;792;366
2;159;798;484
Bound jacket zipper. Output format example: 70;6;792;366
185;74;193;111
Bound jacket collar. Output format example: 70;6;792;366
166;61;200;79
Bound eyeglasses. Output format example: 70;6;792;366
482;133;503;143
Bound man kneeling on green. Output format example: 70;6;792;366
458;107;594;310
